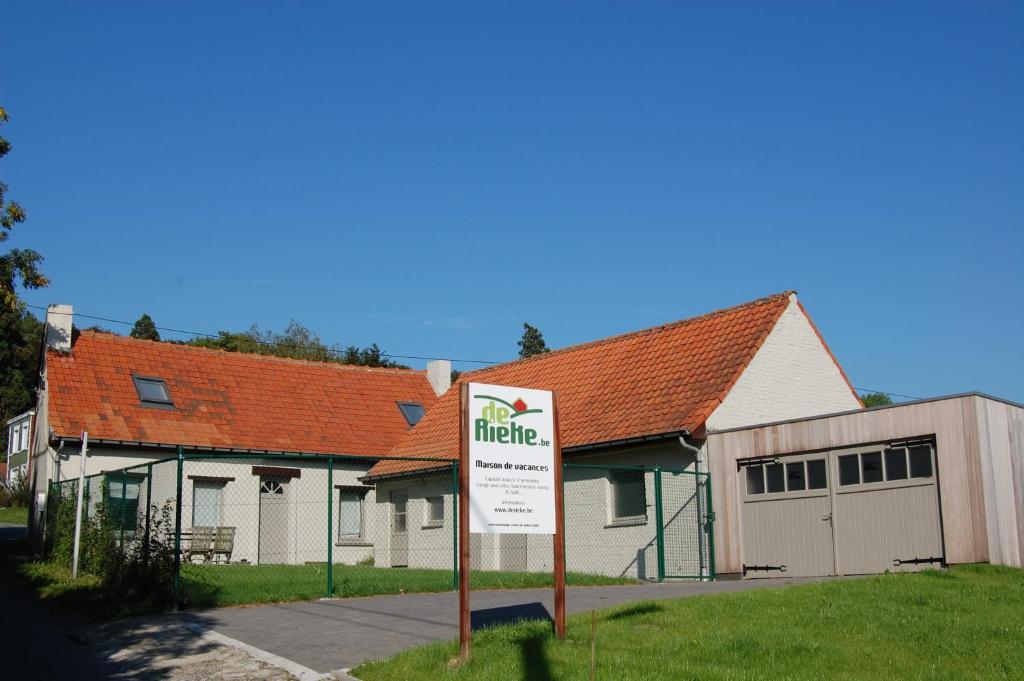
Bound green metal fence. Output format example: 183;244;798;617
44;451;715;611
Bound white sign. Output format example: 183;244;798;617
467;382;556;535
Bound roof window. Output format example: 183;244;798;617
133;375;173;407
397;402;425;426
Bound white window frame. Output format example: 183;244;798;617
607;469;648;525
423;496;444;529
192;480;225;528
337;490;365;543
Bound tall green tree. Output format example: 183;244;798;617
517;322;550;359
189;320;405;368
0;305;43;452
0;106;47;308
860;392;894;408
130;313;161;341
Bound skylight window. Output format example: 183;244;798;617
397;402;425;426
133;376;173;407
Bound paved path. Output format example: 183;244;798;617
0;523;113;680
180;576;831;674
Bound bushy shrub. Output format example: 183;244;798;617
44;480;177;612
0;470;31;507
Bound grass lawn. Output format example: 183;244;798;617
181;563;636;608
0;506;28;524
353;565;1024;681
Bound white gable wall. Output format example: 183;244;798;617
706;295;861;431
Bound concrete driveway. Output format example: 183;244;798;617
180;576;831;675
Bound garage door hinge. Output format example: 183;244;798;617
742;563;787;577
893;556;946;568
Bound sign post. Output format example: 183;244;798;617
459;382;565;661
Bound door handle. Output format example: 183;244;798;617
822;513;832;522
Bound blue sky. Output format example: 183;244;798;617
3;1;1022;401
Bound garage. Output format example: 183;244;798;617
708;393;1024;578
739;441;944;577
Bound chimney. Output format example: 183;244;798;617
426;359;452;396
45;304;73;354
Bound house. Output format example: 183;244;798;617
27;304;451;564
364;291;863;578
5;410;34;483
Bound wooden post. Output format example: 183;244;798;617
552;392;566;640
458;382;471;661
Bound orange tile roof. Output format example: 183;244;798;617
367;291;799;478
46;332;438;456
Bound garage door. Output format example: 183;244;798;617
740;441;945;578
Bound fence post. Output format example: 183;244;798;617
451;461;458;591
654;467;665;582
71;432;89;579
173;446;184;610
144;464;153;563
326;457;334;598
704;473;716;581
120;469;127;547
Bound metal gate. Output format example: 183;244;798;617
561;463;716;582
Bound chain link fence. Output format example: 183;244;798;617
44;451;714;611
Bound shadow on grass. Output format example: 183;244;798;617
606;601;662;620
516;628;555;681
472;602;551;630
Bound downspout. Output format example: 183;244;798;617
678;431;709;580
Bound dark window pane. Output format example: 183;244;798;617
745;465;765;495
134;376;172;404
861;452;883;483
807;460;827;489
397;402;425;426
909;446;933;478
839;455;860;486
885;448;908;480
765;463;785;493
611;471;646;518
786;462;806;491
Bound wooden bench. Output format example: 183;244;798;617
179;526;236;564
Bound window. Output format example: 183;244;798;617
425;496;444;527
785;462;806;491
260;480;284;494
105;475;142;531
861;452;883;484
807;460;827;489
192;481;223;527
838;454;860;486
909;446;933;478
885;448;908;480
133;376;173;406
393;494;408;533
609;470;646;521
21;423;29;450
745;465;765;495
397;402;425;426
765;463;785;493
338;491;363;541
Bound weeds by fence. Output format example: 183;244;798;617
44;450;714;613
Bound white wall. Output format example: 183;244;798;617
707;296;861;431
372;442;708;580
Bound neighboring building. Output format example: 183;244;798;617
27;304;450;561
364;291;863;577
5;410;34;483
707;392;1024;577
